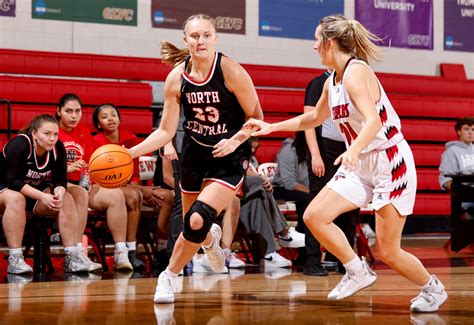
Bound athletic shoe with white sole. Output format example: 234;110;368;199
114;249;133;271
410;275;448;313
64;252;90;273
203;224;226;272
7;255;33;274
224;249;245;268
327;257;376;300
262;251;292;268
154;271;176;304
278;227;305;248
78;248;103;272
192;254;228;274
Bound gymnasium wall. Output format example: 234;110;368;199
0;0;473;79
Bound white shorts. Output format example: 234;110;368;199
327;140;417;216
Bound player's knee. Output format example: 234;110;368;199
108;188;125;203
7;191;26;211
125;190;142;210
377;243;398;265
183;200;217;243
303;210;313;225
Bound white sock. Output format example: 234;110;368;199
343;256;364;273
64;246;78;255
9;248;23;257
115;242;127;252
127;241;137;251
77;243;84;251
164;267;178;278
420;275;435;290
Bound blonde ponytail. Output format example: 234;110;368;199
319;15;382;64
160;41;189;67
350;20;382;63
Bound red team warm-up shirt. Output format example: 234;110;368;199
93;130;141;184
59;124;96;182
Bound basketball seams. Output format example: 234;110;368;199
89;161;133;173
89;150;133;166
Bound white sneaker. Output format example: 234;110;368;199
410;275;448;313
64;252;90;273
78;248;103;272
224;249;245;268
114;249;133;271
7;255;33;274
328;257;376;300
154;271;176;304
262;251;292;268
203;224;226;272
279;227;305;248
192;254;228;274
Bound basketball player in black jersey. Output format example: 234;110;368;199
0;114;90;274
129;13;263;303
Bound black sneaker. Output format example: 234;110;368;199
128;250;145;270
303;263;329;276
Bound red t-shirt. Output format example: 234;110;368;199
59;124;95;182
93;130;141;183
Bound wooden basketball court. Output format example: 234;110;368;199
0;237;472;324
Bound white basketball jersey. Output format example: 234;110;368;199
328;59;404;153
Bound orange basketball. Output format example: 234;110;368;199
89;144;133;188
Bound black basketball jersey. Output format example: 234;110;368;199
181;52;246;146
0;133;67;192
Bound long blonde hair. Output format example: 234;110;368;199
319;15;382;63
161;14;216;67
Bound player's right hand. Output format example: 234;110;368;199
244;119;274;137
162;143;178;161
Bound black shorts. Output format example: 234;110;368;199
0;182;52;213
179;135;250;194
26;182;53;214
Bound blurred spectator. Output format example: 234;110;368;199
439;116;474;191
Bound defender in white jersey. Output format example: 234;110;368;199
246;14;447;313
327;58;416;215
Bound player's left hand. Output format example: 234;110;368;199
212;138;240;158
334;148;360;171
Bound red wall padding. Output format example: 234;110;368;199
2;49;472;98
0;49;171;81
402;119;457;142
258;88;474;119
391;94;474;118
0;75;152;107
413;193;450;215
417;168;442;191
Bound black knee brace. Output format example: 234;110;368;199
183;200;217;243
